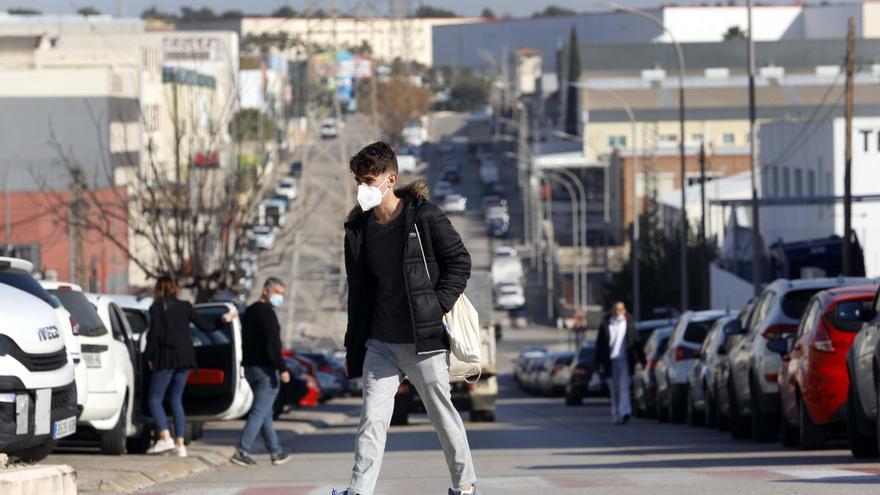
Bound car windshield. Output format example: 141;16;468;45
254;227;271;234
0;271;59;308
499;285;518;294
683;319;719;343
781;288;826;319
49;289;107;336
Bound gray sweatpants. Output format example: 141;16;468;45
348;338;476;495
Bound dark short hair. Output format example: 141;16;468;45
349;141;397;177
264;277;285;290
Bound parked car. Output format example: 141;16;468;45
0;257;78;462
535;351;575;397
777;284;878;449
289;160;303;178
320;118;338;139
481;195;508;215
249;225;276;250
687;316;735;427
561;341;601;406
632;326;673;418
275;177;299;201
441;193;467;214
433;180;454;200
846;285;880;458
715;299;757;435
442;165;461;183
105;294;153;349
487;216;510;238
726;277;873;441
298;352;347;400
493;282;525;311
656;310;733;423
635;318;678;350
514;347;547;387
42;281;140;455
274;357;319;418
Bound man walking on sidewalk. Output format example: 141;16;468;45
338;142;477;495
595;301;642;425
231;277;292;467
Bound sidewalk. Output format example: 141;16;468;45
42;402;361;494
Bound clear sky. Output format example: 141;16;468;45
2;0;820;18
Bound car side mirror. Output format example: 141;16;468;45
766;338;789;355
723;320;744;335
835;301;866;322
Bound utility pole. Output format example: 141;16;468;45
747;0;763;295
842;16;856;275
699;142;708;309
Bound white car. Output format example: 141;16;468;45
42;282;141;454
485;205;509;223
441;193;467;214
0;258;79;462
320;118;338;139
494;282;525;310
275;178;299;201
433;180;454;200
491;256;523;286
250;225;276;250
654;309;734;423
397;154;418;174
105;294;153;350
493;245;518;258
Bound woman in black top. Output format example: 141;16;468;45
144;276;236;457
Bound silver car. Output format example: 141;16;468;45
687;316;735;427
655;310;733;423
726;277;874;442
845;286;880;458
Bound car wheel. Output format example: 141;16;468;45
715;384;729;431
749;378;777;442
729;381;750;439
704;384;717;428
799;395;824;450
14;439;59;463
669;386;686;423
656;393;669;422
100;397;128;455
847;379;879;458
686;389;703;427
780;410;799;448
565;385;583;406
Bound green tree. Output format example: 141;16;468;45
77;6;101;16
221;10;244;19
272;6;298;17
7;7;42;15
564;26;581;136
179;7;217;22
723;25;747;41
480;7;496;18
533;5;577;17
414;5;459;17
447;75;489;112
231;109;275;142
141;6;176;21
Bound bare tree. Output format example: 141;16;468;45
371;75;431;146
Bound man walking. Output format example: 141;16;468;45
339;142;477;495
595;301;642;425
231;277;292;467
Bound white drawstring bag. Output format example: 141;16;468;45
414;225;482;382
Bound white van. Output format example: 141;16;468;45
41;282;141;454
0;258;78;462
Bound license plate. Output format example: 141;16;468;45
83;352;101;368
52;416;76;439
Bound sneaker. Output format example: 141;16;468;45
449;485;477;495
230;450;257;467
271;452;291;465
147;437;175;455
621;414;631;425
175;445;187;458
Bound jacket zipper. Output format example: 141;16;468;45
400;205;422;351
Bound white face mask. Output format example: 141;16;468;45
356;175;392;211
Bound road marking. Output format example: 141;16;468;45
770;467;877;480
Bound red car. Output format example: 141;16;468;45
778;284;878;449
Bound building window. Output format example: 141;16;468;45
782;167;791;197
722;133;735;145
143;104;160;132
607;135;627;149
794;169;803;196
692;133;703;143
807;170;816;196
658;134;677;146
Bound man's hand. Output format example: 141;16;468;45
222;309;238;322
280;371;291;384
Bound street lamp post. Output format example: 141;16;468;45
612;3;689;312
545;171;582;319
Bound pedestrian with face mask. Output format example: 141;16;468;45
231;277;292;467
336;142;477;495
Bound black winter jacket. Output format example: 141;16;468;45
145;297;222;370
343;180;471;378
594;312;644;377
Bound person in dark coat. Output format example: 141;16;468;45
338;142;477;495
144;276;236;457
594;301;643;425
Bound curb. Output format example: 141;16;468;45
0;464;77;495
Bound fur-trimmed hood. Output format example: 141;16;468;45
345;178;429;224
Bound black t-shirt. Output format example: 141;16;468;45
365;210;414;343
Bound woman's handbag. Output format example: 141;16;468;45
414;224;482;382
